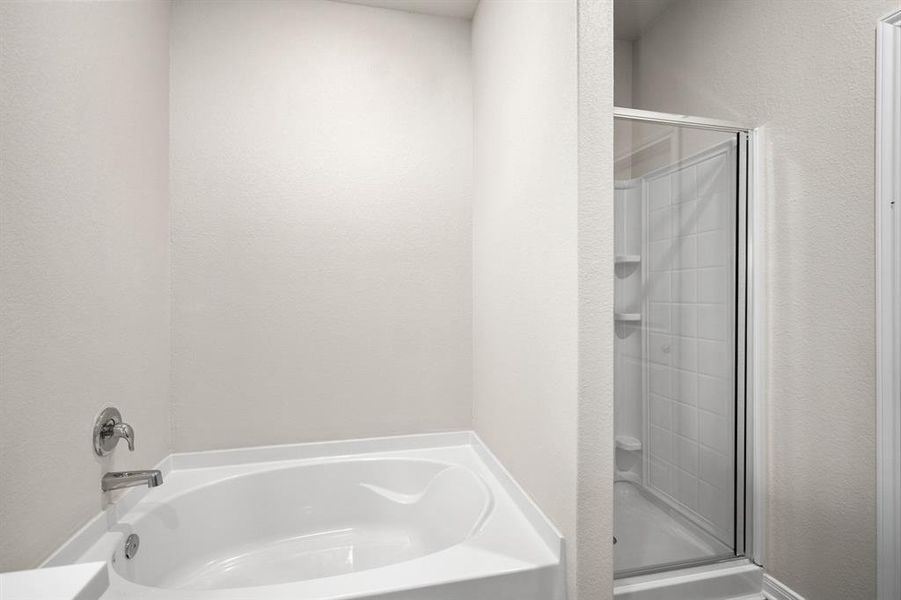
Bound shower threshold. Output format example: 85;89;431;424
614;480;732;577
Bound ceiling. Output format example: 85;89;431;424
614;0;680;40
335;0;479;20
337;0;677;31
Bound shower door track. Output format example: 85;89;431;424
612;107;764;577
614;107;753;133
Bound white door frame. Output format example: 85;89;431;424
876;9;901;600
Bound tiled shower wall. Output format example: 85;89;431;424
645;142;736;543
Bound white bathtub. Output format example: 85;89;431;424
46;432;564;600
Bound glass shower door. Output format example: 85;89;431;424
613;113;749;577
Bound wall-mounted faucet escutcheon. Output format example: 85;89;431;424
93;407;135;456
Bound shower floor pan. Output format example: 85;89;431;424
614;480;732;576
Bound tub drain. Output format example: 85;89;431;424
124;534;140;560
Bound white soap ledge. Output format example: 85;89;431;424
614;313;641;322
615;435;642;452
614;255;641;265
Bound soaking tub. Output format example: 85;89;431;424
45;432;564;600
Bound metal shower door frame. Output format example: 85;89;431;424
613;106;762;573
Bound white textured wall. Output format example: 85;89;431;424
633;1;897;597
576;1;615;597
170;0;472;451
473;1;615;597
472;0;577;566
0;1;171;571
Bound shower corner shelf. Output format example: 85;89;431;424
614;255;641;265
614;312;641;322
615;435;642;452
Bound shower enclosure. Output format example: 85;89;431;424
613;108;751;577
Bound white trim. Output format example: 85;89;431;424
876;9;901;600
614;559;763;600
614;106;753;133
749;126;768;567
763;574;806;600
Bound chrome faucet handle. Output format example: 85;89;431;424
111;422;135;451
93;407;135;456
